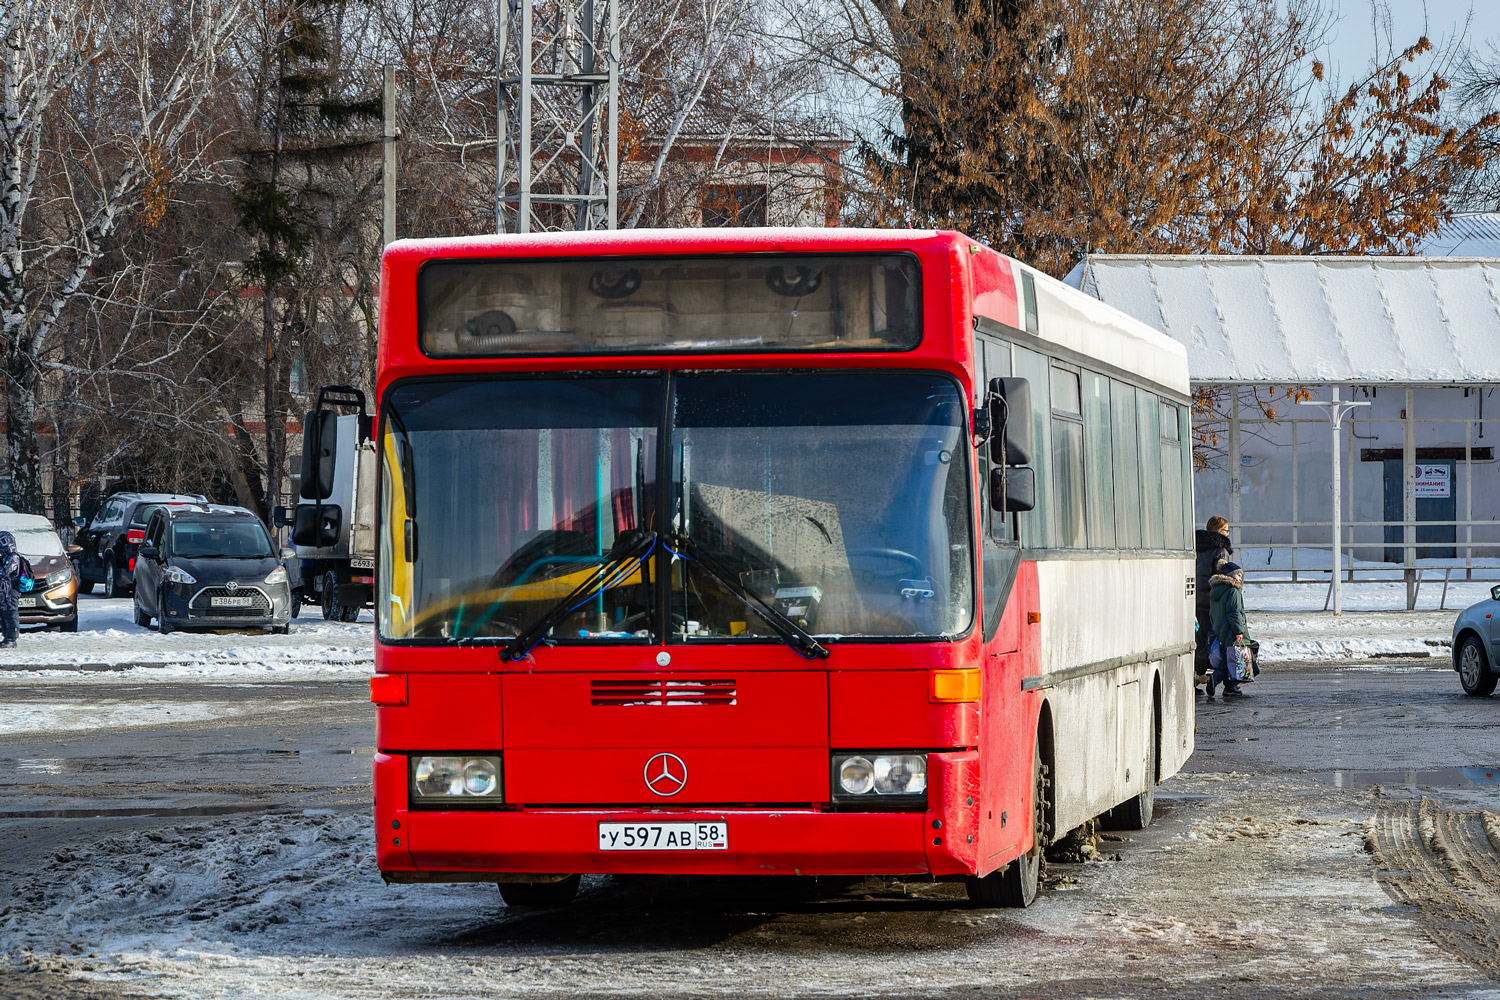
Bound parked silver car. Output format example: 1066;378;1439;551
1452;585;1500;696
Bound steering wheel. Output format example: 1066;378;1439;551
846;547;924;585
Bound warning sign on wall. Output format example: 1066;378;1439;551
1413;464;1452;498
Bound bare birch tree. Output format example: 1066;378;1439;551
0;0;245;512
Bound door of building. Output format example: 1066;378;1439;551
1382;460;1456;561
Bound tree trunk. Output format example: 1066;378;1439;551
4;346;42;513
262;281;280;521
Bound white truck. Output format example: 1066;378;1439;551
277;386;376;621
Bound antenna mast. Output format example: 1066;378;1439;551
496;0;620;234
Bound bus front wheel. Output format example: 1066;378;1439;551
966;748;1048;907
498;875;580;909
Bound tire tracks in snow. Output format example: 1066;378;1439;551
1367;794;1500;977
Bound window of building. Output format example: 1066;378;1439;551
700;185;768;227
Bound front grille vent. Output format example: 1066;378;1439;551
590;678;737;707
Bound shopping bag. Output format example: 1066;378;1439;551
1227;642;1255;683
1208;637;1224;672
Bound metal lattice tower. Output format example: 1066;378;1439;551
495;0;620;234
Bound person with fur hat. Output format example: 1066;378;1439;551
1194;516;1233;695
1207;560;1250;698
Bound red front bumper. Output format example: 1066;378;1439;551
373;749;987;880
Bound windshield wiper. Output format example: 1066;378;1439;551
668;533;829;660
501;529;657;662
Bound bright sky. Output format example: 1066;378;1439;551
1320;0;1500;79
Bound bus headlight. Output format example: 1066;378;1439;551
839;756;874;795
831;753;927;807
410;755;503;806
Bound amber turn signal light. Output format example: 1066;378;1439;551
930;668;979;703
370;673;408;706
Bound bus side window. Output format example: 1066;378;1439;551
1160;400;1189;549
1012;347;1052;548
1082;371;1115;548
1112;381;1142;548
1050;367;1085;548
1137;390;1165;549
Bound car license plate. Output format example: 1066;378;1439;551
210;595;255;608
598;822;728;851
17;597;37;609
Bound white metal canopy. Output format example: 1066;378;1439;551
1069;255;1500;385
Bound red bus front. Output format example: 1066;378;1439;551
368;229;1044;900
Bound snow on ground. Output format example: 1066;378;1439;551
0;596;373;678
1249;609;1457;663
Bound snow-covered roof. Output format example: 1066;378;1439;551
1072;254;1500;384
1417;213;1500;257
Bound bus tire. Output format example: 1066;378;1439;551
966;747;1046;907
1105;707;1158;831
498;875;580;909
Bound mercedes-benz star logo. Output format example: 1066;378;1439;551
225;581;240;594
643;753;687;796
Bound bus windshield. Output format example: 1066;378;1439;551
379;372;973;645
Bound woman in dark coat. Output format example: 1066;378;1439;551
1194;516;1233;694
0;531;19;648
1207;561;1249;698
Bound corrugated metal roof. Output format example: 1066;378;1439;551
1073;255;1500;384
1417;213;1500;257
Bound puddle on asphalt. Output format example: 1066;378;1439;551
1317;766;1500;789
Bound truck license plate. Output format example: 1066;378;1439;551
598;822;728;851
17;597;37;608
211;596;255;608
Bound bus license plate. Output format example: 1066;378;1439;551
598;822;728;851
211;596;255;608
17;597;37;608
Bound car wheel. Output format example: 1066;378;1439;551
104;560;120;598
289;590;302;619
498;875;581;909
1457;635;1497;697
57;615;78;633
156;592;173;635
73;560;95;595
321;572;338;621
340;600;361;623
272;624;290;635
133;598;151;628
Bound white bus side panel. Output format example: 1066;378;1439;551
1029;556;1195;836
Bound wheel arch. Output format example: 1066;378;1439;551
1035;697;1056;849
1454;628;1489;669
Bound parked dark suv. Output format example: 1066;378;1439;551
73;492;206;597
132;504;294;634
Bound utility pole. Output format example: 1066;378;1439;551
383;65;397;247
495;0;620;233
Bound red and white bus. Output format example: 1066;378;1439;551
347;227;1195;908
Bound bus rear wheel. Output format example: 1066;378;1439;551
967;747;1048;907
498;875;580;909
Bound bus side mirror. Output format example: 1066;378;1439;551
989;466;1037;513
272;505;289;528
300;409;338;500
987;377;1033;466
1492;584;1500;602
291;504;341;548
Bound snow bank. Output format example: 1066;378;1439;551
0;598;373;678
